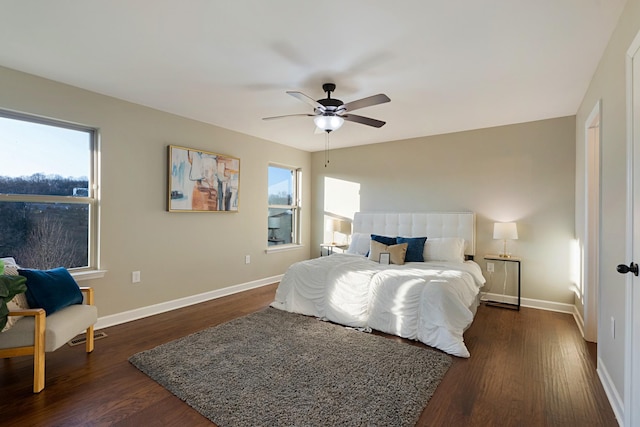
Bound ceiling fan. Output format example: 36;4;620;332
263;83;390;132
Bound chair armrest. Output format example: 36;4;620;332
79;287;94;305
7;308;45;317
6;308;46;355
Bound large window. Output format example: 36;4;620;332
268;164;301;246
0;110;98;270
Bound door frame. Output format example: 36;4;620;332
584;100;601;343
624;29;640;427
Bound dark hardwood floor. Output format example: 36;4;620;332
1;283;617;426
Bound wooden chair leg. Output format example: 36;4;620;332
86;325;94;353
33;310;46;393
81;287;95;354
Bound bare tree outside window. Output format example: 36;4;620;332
16;215;83;269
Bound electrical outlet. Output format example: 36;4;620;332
132;271;141;283
245;255;251;264
487;262;495;273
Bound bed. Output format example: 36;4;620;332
270;212;486;358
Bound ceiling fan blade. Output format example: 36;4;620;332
287;91;326;112
342;114;386;128
341;94;390;112
263;113;316;121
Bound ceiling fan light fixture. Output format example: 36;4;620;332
314;115;344;132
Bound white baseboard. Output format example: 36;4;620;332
597;357;624;426
482;292;588;341
572;304;586;338
94;274;283;330
481;292;575;314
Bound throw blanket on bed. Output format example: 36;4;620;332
271;253;485;358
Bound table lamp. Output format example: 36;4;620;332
493;222;518;258
268;216;280;240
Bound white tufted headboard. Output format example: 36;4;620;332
352;212;476;257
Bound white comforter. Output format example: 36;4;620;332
270;253;486;358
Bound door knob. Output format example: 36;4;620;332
617;262;639;276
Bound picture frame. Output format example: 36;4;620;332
379;252;390;265
168;145;240;212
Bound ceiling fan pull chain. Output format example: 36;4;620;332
325;132;330;167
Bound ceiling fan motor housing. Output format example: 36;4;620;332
317;83;343;114
316;100;343;115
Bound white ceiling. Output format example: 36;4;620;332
0;1;627;152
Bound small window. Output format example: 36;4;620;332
268;164;301;246
0;110;99;270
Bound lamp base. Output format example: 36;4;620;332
499;239;512;258
268;228;278;240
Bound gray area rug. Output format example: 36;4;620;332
129;307;452;427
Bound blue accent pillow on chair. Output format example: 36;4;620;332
397;236;428;262
19;267;83;315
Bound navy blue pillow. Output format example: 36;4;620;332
396;236;427;262
19;267;83;315
371;234;397;246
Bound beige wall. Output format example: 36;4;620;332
0;66;311;317
310;116;576;305
575;0;640;412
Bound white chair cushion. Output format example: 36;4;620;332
0;304;97;352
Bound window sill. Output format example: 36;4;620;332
265;244;304;254
71;269;107;281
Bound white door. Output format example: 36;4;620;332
623;31;640;427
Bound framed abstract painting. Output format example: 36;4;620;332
168;145;240;212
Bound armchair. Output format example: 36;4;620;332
0;287;97;393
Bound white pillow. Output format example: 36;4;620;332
346;233;370;256
1;262;30;333
1;257;18;266
423;237;466;263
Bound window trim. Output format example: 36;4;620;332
267;163;302;251
0;109;101;273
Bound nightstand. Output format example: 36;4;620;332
483;254;521;311
320;243;348;256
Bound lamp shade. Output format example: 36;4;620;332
493;222;518;240
337;220;351;234
268;217;280;229
314;115;344;132
325;219;336;232
326;219;350;233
